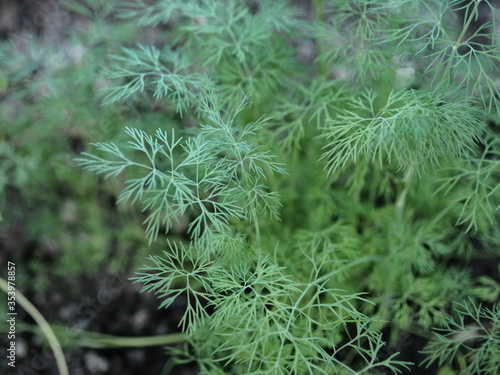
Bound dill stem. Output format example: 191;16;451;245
444;0;481;81
395;166;413;218
0;277;69;375
254;215;261;246
312;0;325;76
14;321;188;348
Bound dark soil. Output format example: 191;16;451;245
0;268;197;375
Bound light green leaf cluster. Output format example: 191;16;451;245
374;0;500;113
316;3;500;329
317;0;397;81
436;135;500;232
360;210;477;332
135;241;214;334
106;0;301;109
321;88;484;176
0;35;57;96
77;93;284;243
102;44;206;113
134;239;410;374
271;79;351;152
63;0;120;19
473;265;500;303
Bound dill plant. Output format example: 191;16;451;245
78;0;500;373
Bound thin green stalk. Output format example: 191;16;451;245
254;214;261;247
312;0;325;76
160;357;176;375
312;0;323;30
443;0;481;80
63;331;187;349
13;321;188;349
0;277;69;375
395;166;413;218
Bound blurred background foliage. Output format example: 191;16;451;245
0;0;158;289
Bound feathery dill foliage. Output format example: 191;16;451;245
102;44;206;113
78;89;285;243
77;0;500;373
320;88;483;176
421;301;500;375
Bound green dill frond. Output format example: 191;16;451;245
63;0;120;19
435;135;500;233
102;44;206;114
321;87;484;176
317;0;398;81
108;0;303;112
77;91;285;244
173;249;409;374
117;0;178;26
373;0;455;55
271;78;351;152
0;35;57;96
179;0;301;66
76;126;243;242
422;300;500;375
133;241;215;334
374;0;500;114
473;265;500;303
